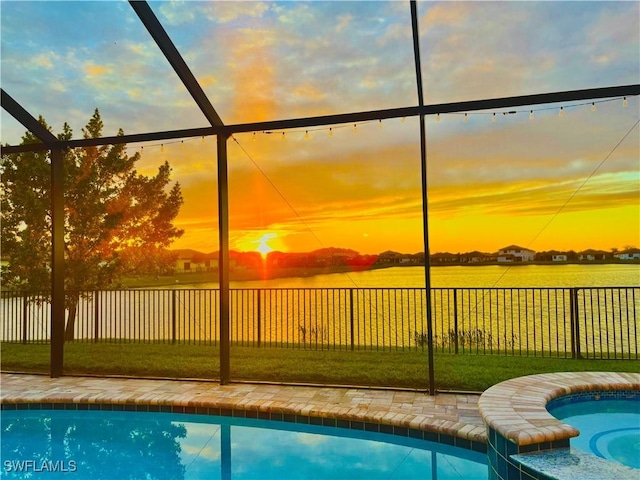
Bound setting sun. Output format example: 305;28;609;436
255;233;276;258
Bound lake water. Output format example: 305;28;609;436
3;264;638;355
159;265;637;357
193;264;640;289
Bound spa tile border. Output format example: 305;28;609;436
546;388;640;410
478;371;640;447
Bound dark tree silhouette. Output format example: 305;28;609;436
1;109;184;340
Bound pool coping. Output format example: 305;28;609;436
0;373;487;453
478;371;640;446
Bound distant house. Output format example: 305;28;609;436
430;252;460;264
175;249;198;272
552;254;567;262
497;245;535;263
535;250;559;262
459;251;493;264
614;248;640;260
377;251;404;265
411;252;425;264
174;249;218;272
314;248;359;266
231;251;263;269
579;249;608;261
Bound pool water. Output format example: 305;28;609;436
0;409;488;479
549;399;640;469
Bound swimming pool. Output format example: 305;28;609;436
1;409;488;479
548;394;640;470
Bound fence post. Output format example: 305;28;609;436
257;290;262;348
350;288;355;351
172;290;177;345
569;288;581;359
574;288;581;359
22;293;28;344
453;289;459;354
93;291;99;342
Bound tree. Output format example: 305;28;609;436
118;246;179;277
1;109;184;340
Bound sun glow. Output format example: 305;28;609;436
255;233;276;258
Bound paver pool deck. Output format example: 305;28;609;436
0;373;486;443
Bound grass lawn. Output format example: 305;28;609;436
1;342;638;392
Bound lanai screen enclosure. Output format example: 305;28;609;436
1;1;638;394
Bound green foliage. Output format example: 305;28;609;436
414;328;519;351
298;323;329;344
118;246;179;277
1;109;183;291
2;342;638;391
1;110;184;338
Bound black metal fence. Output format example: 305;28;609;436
1;287;638;359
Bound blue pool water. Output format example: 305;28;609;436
549;399;640;469
0;409;488;479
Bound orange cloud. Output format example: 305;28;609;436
292;84;326;102
226;29;279;123
199;75;217;87
164;103;638;255
84;63;109;77
421;2;471;28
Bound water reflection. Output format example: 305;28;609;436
1;410;488;480
222;264;640;289
1;410;186;479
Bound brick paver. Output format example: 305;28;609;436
0;373;486;442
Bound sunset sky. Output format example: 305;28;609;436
2;1;639;255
